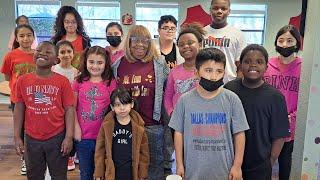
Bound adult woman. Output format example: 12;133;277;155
112;25;169;180
105;22;125;65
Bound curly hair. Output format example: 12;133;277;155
51;6;90;45
177;22;206;44
77;46;113;86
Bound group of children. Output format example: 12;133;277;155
1;0;302;179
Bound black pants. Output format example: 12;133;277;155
25;132;68;180
278;141;294;180
243;160;272;180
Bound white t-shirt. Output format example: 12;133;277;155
204;25;247;82
51;64;78;83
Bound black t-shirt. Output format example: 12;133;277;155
161;43;177;69
224;78;290;171
112;119;133;180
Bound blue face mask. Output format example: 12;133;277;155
199;77;224;92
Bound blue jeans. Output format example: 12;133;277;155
75;139;96;180
145;125;164;180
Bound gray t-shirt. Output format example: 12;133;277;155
169;88;249;180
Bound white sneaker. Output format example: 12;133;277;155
20;159;27;175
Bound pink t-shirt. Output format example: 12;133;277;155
105;46;125;65
73;79;117;139
164;64;198;116
264;57;301;141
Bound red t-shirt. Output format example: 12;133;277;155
62;35;84;69
117;57;158;126
1;49;35;102
16;73;74;140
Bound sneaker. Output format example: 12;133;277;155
67;157;75;171
74;154;79;164
20;159;27;175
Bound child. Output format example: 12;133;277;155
52;40;78;83
51;40;78;171
105;22;125;64
13;41;75;180
169;48;249;179
224;44;290;180
264;25;302;180
164;23;205;116
51;6;91;69
73;46;116;180
1;24;36;175
154;15;184;69
7;15;38;50
94;87;149;180
203;0;247;82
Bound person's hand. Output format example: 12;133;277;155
14;136;24;156
229;165;242;180
288;114;292;123
61;137;73;156
176;163;185;179
74;125;82;141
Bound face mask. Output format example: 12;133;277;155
107;36;121;47
276;46;298;57
199;77;224;92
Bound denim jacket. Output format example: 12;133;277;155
112;55;169;121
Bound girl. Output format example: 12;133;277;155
51;6;91;69
105;22;125;64
51;40;78;172
112;25;169;179
164;23;205;116
94;87;149;180
73;46;116;180
264;25;302;180
52;40;78;83
8;15;38;50
1;24;36;176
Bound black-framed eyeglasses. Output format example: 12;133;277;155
160;26;177;32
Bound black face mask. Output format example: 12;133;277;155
276;46;298;57
107;36;121;47
199;77;224;92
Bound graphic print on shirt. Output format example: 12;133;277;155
113;128;132;144
203;36;230;48
81;86;103;121
191;112;227;152
122;74;153;97
176;78;197;94
264;75;300;92
25;85;59;115
14;63;35;77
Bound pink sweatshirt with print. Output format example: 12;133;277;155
164;64;198;116
264;57;301;141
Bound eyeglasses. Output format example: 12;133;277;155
160;26;177;32
177;40;197;47
130;36;151;44
64;20;77;25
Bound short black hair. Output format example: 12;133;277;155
110;88;133;106
38;41;58;56
106;22;123;35
158;15;177;29
274;25;301;51
56;40;74;52
211;0;231;7
196;48;226;70
240;44;269;64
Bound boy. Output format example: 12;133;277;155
14;41;74;180
203;0;247;82
224;44;290;179
169;48;249;179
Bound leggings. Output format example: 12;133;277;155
278;140;294;180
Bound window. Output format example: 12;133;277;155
15;0;61;42
135;2;179;38
76;1;120;47
229;4;267;45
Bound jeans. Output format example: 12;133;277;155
145;125;164;180
75;139;96;180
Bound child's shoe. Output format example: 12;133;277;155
20;159;27;175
